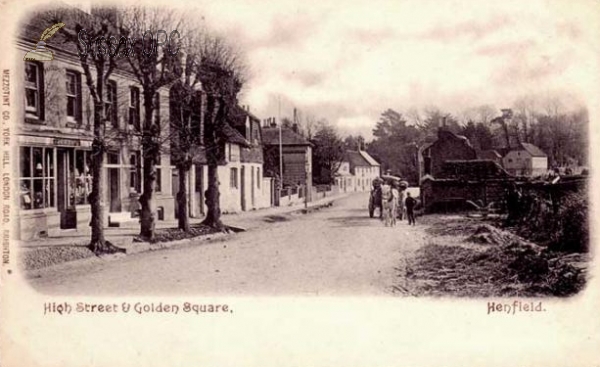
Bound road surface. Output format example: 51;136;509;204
28;193;428;295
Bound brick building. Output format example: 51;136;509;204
262;122;313;191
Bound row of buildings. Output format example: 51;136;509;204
14;8;342;240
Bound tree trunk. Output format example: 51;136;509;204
88;100;124;254
201;95;227;231
202;164;225;230
139;93;158;241
177;164;191;232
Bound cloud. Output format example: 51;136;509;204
219;0;597;139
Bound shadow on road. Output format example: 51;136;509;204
326;215;380;228
262;215;291;223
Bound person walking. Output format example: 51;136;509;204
398;187;406;220
390;182;399;227
405;192;417;225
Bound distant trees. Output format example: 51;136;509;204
367;109;422;183
311;122;344;185
365;96;588;184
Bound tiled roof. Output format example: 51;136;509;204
262;127;311;146
345;150;370;167
222;123;251;147
358;150;380;166
477;150;502;160
519;143;547;157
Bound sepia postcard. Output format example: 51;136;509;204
1;0;599;366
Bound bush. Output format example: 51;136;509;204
551;191;588;253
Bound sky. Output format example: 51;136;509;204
185;0;598;139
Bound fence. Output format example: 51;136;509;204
274;184;341;207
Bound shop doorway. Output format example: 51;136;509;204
57;149;76;229
107;168;121;212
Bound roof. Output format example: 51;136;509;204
262;127;311;146
478;150;502;160
345;150;371;167
440;159;512;180
222;123;251;147
358;150;380;166
518;143;547;157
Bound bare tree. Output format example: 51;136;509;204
119;6;183;240
50;7;125;254
196;34;248;231
168;31;248;231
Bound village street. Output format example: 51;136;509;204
28;192;428;295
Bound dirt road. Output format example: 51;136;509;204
28;193;428;295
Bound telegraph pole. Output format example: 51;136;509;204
278;96;283;190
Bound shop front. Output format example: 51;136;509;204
17;135;93;240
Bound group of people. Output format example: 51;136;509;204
380;181;417;227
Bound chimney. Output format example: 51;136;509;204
270;117;277;128
293;107;297;124
292;123;299;133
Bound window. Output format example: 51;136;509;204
252;123;259;144
154;92;160;128
105;80;117;127
130;151;141;193
107;151;120;164
155;155;162;193
74;150;92;205
230;167;238;189
19;147;54;210
129;86;140;130
66;71;82;124
25;62;43;120
257;167;261;188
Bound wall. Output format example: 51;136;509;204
421;178;508;213
503;150;531;175
531;157;548;176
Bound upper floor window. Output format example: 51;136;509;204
25;62;44;120
154;92;160;128
129;86;140;130
66;71;82;124
105;80;117;127
252;123;259;144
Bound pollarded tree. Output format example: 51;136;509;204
195;35;248;231
119;6;183;241
49;7;125;254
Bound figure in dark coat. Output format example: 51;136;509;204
405;192;417;225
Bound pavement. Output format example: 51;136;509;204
19;191;353;251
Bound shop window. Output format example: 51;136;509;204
130;151;141;193
74;150;92;205
129;86;140;130
230;167;238;189
66;71;82;124
105;80;118;127
25;62;44;120
19;147;55;210
257;167;261;188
